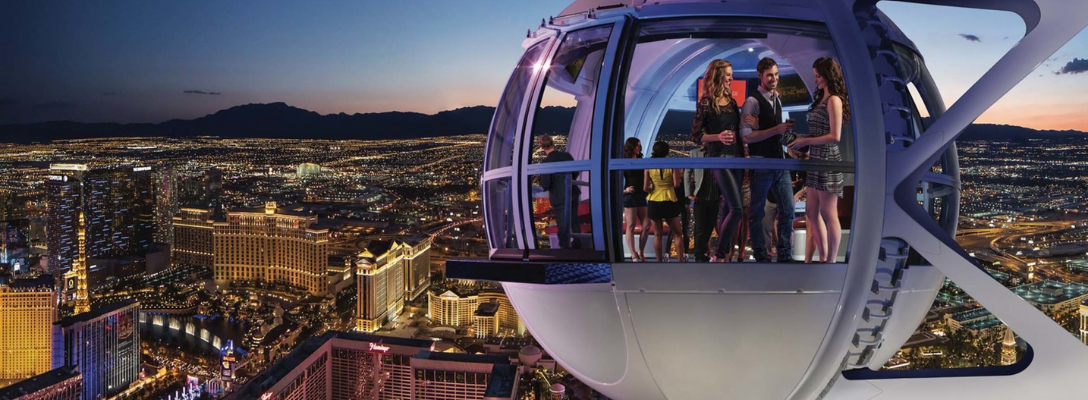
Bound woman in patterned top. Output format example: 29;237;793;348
690;59;745;262
787;57;850;263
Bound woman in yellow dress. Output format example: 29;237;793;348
644;141;685;262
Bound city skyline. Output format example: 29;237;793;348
2;1;1087;131
2;2;1088;399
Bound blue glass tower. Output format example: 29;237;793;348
53;300;140;400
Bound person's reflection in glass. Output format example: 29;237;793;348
538;135;580;249
622;138;651;261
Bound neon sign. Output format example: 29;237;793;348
368;343;390;353
260;392;273;400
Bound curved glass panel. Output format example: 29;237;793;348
610;17;856;263
529;170;594;251
526;25;613;164
484;177;516;250
484;40;550;171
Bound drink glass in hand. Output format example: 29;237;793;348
720;129;734;145
780;120;797;146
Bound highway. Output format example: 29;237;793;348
957;217;1088;284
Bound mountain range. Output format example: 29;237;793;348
0;102;1082;143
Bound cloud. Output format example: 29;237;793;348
32;101;76;110
1055;58;1088;75
959;34;981;42
102;92;120;96
184;90;222;95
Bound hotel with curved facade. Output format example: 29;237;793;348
214;203;329;296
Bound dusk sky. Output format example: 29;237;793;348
1;1;1086;131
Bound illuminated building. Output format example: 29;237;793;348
402;238;431;302
0;275;56;383
220;343;238;391
354;241;403;333
411;352;519;400
214;203;328;296
354;238;431;332
1010;280;1088;315
60;214;88;314
173;208;214;269
296;163;321;177
153;167;179;246
0;366;81;400
226;331;518;400
0;219;30;274
46;164;155;272
428;290;524;338
52;300;140;400
1080;300;1088;346
1000;327;1017;366
45;164;84;272
0;189;25;221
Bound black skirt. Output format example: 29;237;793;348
647;200;680;220
623;192;648;208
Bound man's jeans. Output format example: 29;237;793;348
748;169;794;261
549;176;580;249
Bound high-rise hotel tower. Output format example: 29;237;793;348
46;164;156;272
214;203;329;296
0;274;56;383
52;300;139;400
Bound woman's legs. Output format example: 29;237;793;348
624;206;638;260
805;187;827;263
637;206;651;259
651;216;665;262
712;168;743;260
667;216;685;262
818;190;841;263
805;213;822;263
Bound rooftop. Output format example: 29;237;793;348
364;240;395;258
984;268;1010;282
259;320;300;347
57;299;138;327
0;274;54;290
1012;280;1088;305
228;331;434;400
0;367;80;400
411;351;510;365
949;308;992;322
486;364;519;398
228;206;315;218
963;316;1004;331
475;301;500;317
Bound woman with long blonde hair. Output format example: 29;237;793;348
788;57;850;262
690;59;745;262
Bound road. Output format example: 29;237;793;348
957;218;1088;283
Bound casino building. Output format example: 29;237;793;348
226;331;519;400
0;275;56;383
51;300;140;400
214;203;329;296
